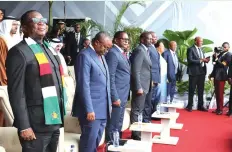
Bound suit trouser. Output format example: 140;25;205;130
214;80;225;111
143;89;153;122
167;80;176;102
187;74;205;109
18;129;60;152
151;84;161;112
130;92;147;138
79;118;106;152
106;99;127;141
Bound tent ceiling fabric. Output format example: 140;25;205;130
0;1;232;46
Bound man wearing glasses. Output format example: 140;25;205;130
105;31;131;141
6;10;66;152
72;31;112;152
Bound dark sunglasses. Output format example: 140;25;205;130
119;38;130;42
31;18;47;24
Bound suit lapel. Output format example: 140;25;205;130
193;46;200;58
113;46;130;70
168;50;175;67
102;56;109;77
141;44;151;66
89;47;106;77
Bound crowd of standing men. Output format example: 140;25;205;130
2;9;232;152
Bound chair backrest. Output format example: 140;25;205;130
0;86;14;126
0;127;21;152
64;76;75;115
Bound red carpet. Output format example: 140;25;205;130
121;109;232;152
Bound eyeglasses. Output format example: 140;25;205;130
31;18;47;24
119;38;130;42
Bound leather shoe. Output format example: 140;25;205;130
185;107;192;112
216;110;222;115
198;107;208;112
212;109;218;113
131;135;141;141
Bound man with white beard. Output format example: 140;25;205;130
0;17;21;50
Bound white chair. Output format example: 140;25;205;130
0;146;6;152
0;85;64;152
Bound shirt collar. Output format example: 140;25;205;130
114;44;124;53
89;44;95;52
195;45;200;49
141;44;148;51
170;49;175;54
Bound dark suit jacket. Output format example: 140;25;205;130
66;32;84;65
130;44;152;94
211;51;231;81
105;45;131;103
149;45;160;83
187;45;206;76
5;40;64;132
72;46;111;119
162;49;177;82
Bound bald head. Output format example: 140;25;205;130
169;41;177;52
92;31;111;55
195;36;203;47
150;31;158;44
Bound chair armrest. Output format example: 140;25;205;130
0;127;21;152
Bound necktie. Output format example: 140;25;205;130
123;52;127;59
198;48;202;58
98;55;103;64
198;48;204;67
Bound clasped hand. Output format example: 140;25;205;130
20;128;36;141
201;58;210;63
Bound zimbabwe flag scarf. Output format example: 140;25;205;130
25;37;67;125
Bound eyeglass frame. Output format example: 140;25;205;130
118;37;130;42
31;18;48;24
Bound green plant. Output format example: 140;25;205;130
79;20;104;38
110;1;145;50
204;80;214;95
160;28;214;81
224;81;231;95
176;81;189;95
124;26;144;50
113;1;145;34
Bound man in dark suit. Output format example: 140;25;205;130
162;41;178;103
105;31;130;141
143;31;160;122
130;32;152;140
72;32;112;152
6;10;66;152
186;37;209;112
210;43;231;115
213;42;232;116
66;23;84;65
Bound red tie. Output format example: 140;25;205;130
123;52;127;58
